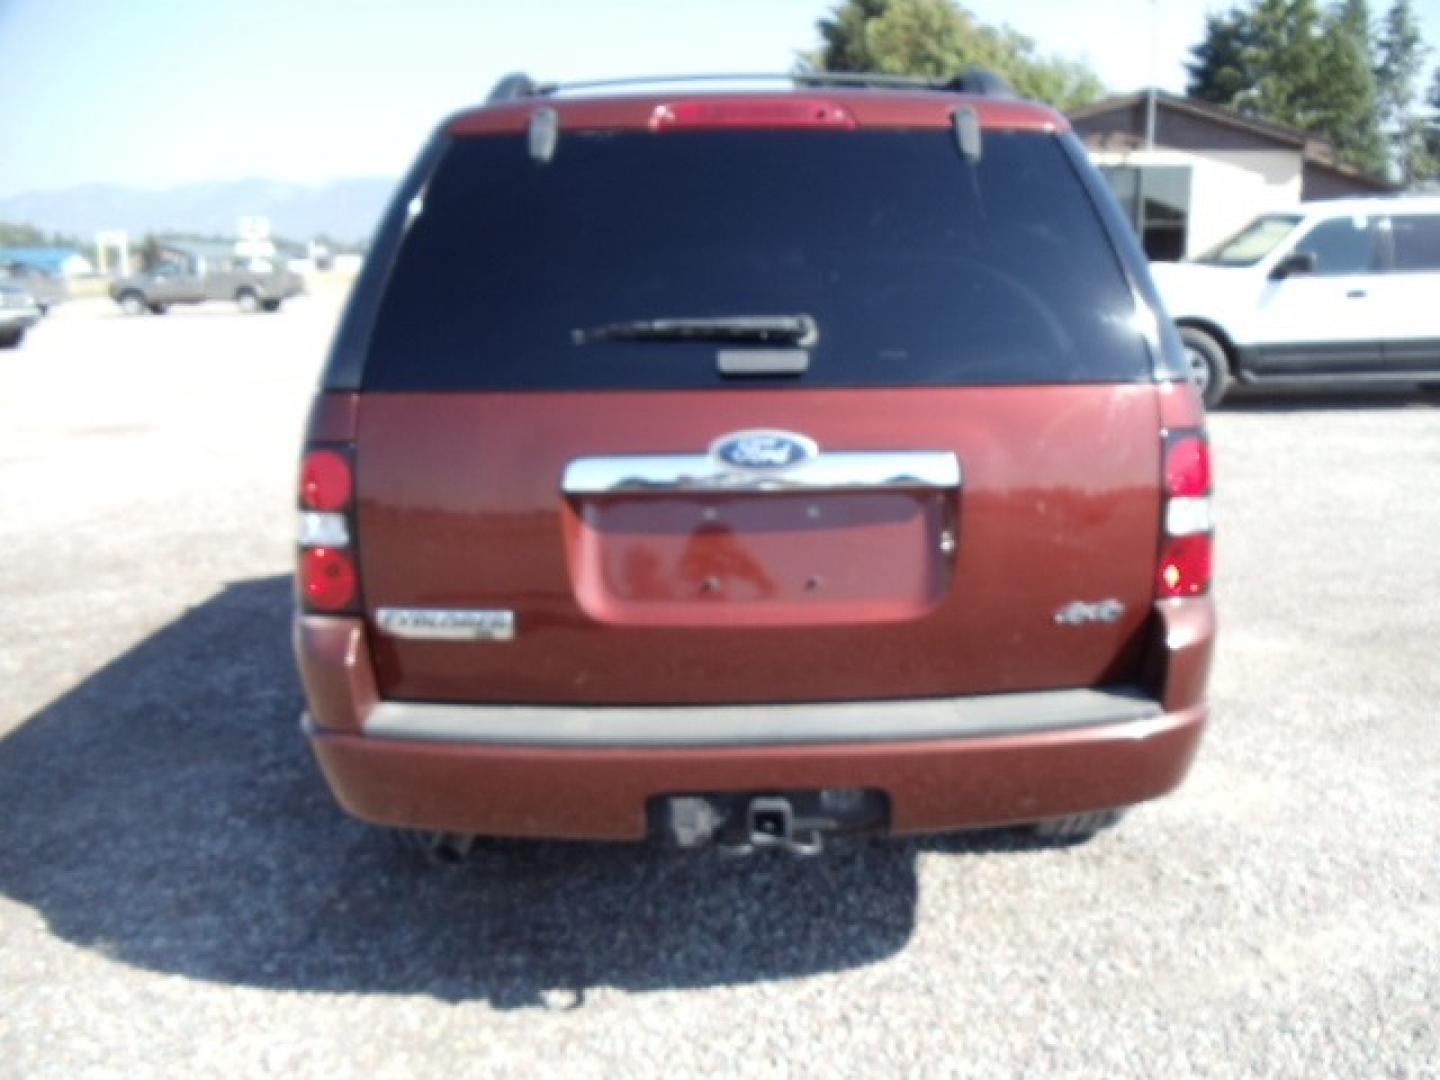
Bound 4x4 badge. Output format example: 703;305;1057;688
710;430;818;470
1053;599;1126;626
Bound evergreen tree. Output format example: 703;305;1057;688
1320;0;1387;175
1186;0;1390;176
1186;10;1253;105
1246;0;1328;129
1376;0;1429;182
813;0;889;73
1417;66;1440;183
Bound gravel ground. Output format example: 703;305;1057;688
1;296;1437;1077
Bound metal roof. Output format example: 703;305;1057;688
1068;91;1394;189
0;247;85;271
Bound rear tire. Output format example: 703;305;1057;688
0;328;23;348
118;291;148;316
1179;326;1231;409
260;298;281;313
1031;809;1125;841
236;288;260;313
147;303;168;315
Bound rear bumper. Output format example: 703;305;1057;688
307;704;1205;839
296;597;1214;840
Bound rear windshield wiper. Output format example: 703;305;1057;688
572;314;818;347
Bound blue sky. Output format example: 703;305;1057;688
3;0;1439;197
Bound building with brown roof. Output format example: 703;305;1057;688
1069;91;1396;261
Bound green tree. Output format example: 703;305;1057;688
0;220;89;251
1187;9;1253;106
1320;0;1387;175
804;0;1105;111
813;0;889;73
0;221;48;247
1186;0;1388;176
1417;66;1440;183
1376;0;1429;182
1245;0;1329;128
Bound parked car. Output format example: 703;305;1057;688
293;73;1216;858
0;283;41;348
109;258;303;315
1;262;68;316
1152;195;1440;406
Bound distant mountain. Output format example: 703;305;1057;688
0;177;399;244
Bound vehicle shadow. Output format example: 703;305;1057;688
0;575;1071;1007
1219;383;1440;412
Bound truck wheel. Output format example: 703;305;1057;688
1179;326;1231;409
0;328;23;348
236;288;260;313
147;303;168;315
118;291;148;316
260;299;281;313
1031;809;1125;841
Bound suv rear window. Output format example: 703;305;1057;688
364;128;1150;391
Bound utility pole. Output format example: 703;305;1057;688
1144;0;1159;149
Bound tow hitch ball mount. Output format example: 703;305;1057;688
744;796;825;856
658;789;888;855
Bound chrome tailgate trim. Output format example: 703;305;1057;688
561;450;960;495
363;687;1161;746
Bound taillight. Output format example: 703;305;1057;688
302;547;358;611
649;98;857;131
301;449;353;510
1164;435;1210;498
1158;534;1212;598
1157;431;1213;599
298;446;359;613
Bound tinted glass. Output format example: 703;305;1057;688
365;130;1150;391
1293;217;1376;275
1389;214;1440;271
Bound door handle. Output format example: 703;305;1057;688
1346;289;1367;298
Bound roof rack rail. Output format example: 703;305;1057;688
943;68;1016;98
483;69;1017;103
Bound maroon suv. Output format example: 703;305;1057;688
293;74;1215;855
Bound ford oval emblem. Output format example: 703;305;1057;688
710;430;819;470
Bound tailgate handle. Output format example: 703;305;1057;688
562;450;961;495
